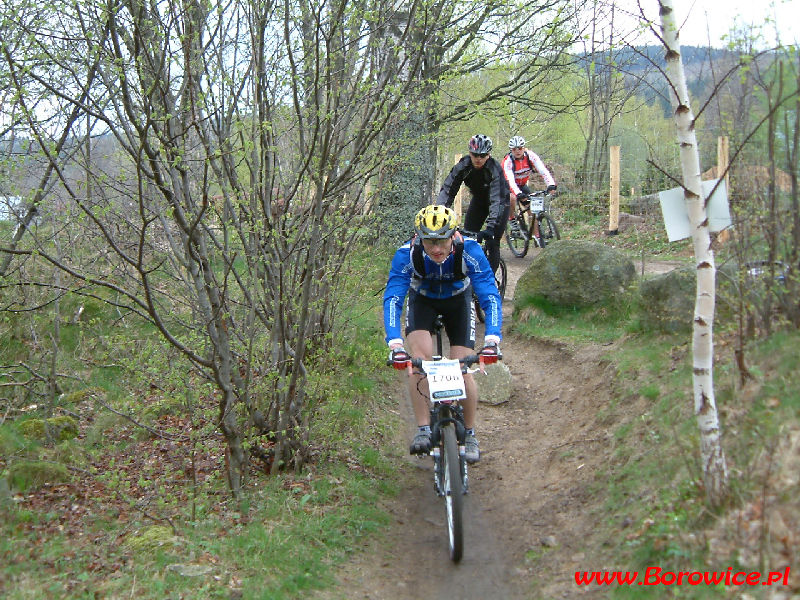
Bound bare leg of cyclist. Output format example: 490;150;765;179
406;330;434;427
405;333;477;429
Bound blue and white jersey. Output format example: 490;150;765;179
383;238;502;344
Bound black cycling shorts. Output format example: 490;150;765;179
405;288;476;349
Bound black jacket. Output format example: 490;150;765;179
436;155;510;231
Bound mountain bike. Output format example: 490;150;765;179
462;230;506;323
505;190;561;258
388;316;501;562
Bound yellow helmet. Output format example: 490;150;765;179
415;205;458;239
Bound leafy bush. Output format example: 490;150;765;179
7;460;71;491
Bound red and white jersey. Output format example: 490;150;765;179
501;149;555;195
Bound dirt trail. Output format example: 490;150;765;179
317;249;675;600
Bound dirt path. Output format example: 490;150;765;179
316;249;677;600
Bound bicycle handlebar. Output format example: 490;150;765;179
518;190;547;200
385;352;503;371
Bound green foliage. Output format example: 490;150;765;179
122;525;180;556
514;295;636;344
7;460;71;492
0;240;403;599
375;112;434;244
0;424;29;456
572;322;800;598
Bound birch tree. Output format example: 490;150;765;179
658;0;729;505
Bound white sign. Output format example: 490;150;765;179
422;359;466;401
658;179;732;242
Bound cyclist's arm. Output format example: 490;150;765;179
502;154;523;197
464;241;503;340
484;161;510;231
436;157;468;207
526;149;556;189
383;245;413;345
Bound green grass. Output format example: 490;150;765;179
0;242;405;599
1;462;392;599
559;207;693;259
511;260;800;598
513;293;637;344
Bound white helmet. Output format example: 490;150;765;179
508;136;526;149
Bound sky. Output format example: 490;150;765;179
651;0;799;47
613;0;799;48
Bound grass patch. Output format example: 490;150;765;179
608;330;798;597
0;243;405;599
513;260;800;597
513;293;637;344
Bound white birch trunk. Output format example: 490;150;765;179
659;0;729;506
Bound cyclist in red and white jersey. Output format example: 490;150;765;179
501;136;557;238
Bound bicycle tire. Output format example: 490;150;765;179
505;210;531;258
496;258;507;300
537;214;561;249
474;292;485;324
442;423;464;562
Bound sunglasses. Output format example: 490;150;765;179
470;152;489;158
421;237;452;248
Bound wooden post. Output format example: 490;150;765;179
716;136;731;244
608;145;620;235
453;153;463;220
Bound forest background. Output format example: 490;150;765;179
0;0;798;597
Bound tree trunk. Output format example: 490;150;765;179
659;0;729;506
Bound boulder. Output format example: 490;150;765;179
123;525;180;556
640;263;738;332
475;363;513;405
639;266;696;332
618;212;647;232
514;240;636;309
17;416;78;443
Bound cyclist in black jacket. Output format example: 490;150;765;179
436;134;510;273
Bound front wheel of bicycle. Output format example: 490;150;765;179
442;423;464;562
505;211;531;258
536;214;561;249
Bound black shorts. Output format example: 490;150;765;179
405;288;476;349
463;195;510;240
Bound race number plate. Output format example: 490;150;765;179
422;359;466;401
530;197;544;212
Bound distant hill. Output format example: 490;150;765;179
576;45;743;113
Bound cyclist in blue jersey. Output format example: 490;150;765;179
383;205;502;464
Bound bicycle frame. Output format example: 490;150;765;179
506;190;560;257
519;191;548;235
